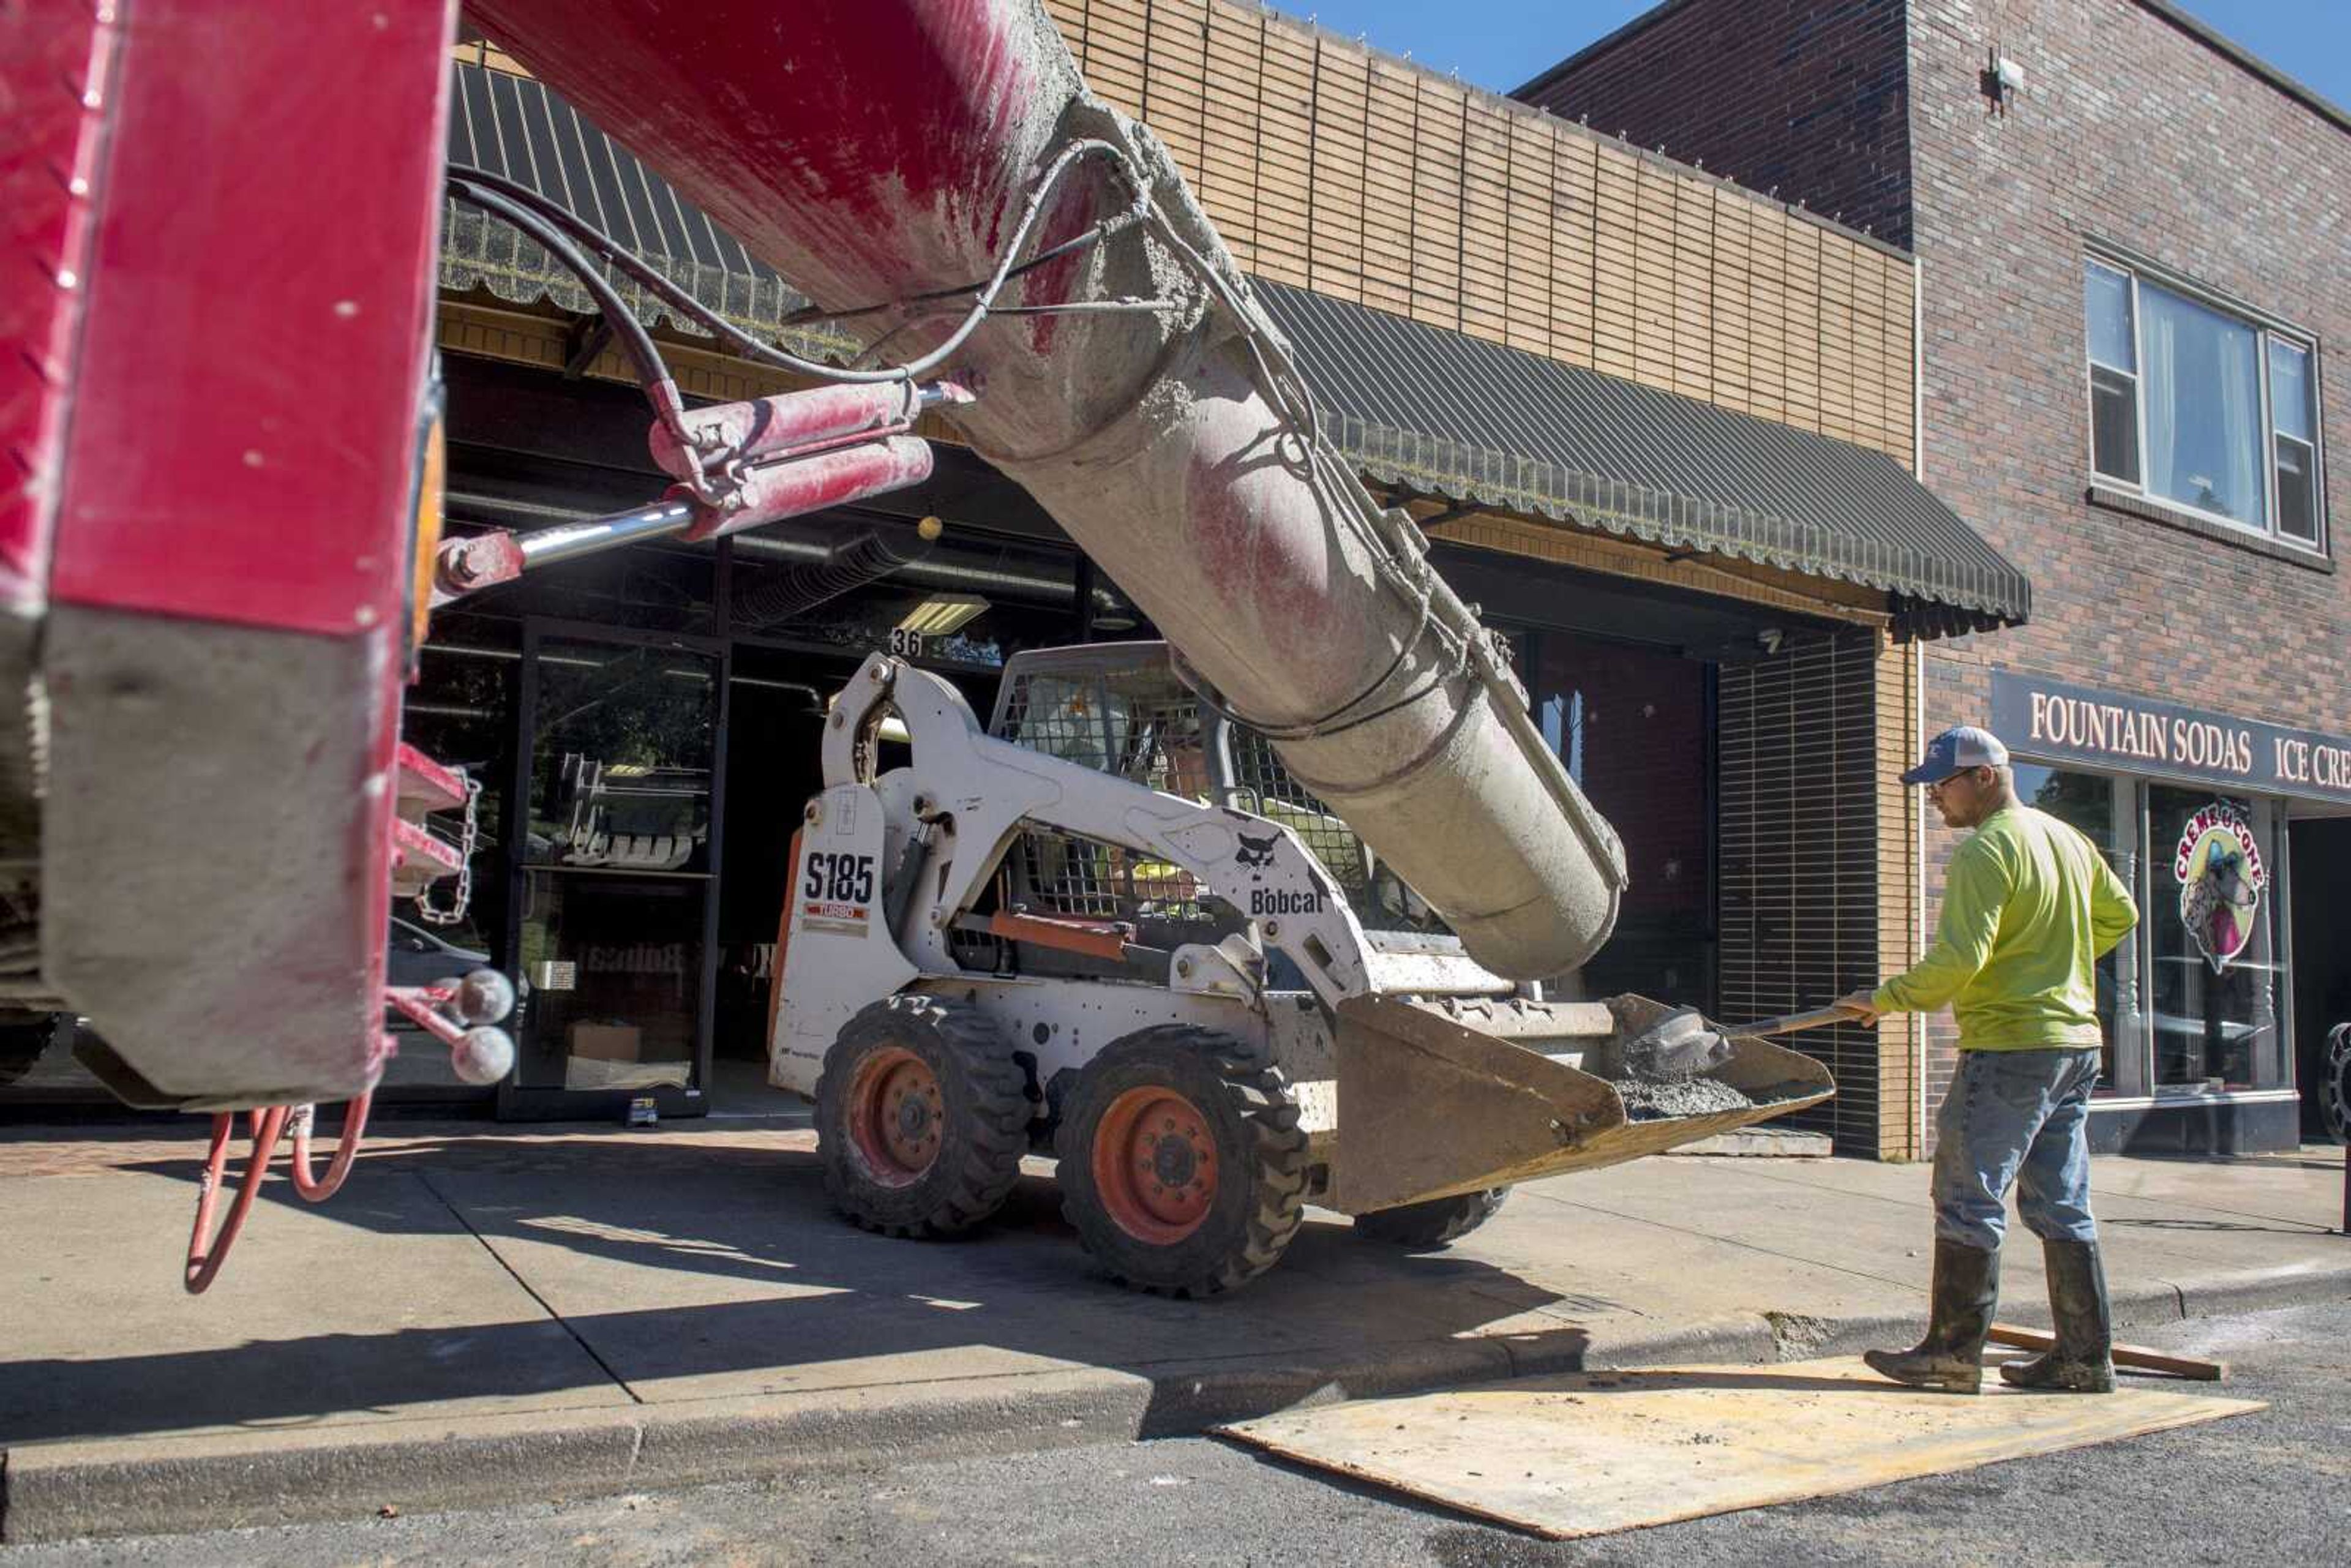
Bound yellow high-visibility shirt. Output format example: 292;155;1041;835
1873;805;2139;1051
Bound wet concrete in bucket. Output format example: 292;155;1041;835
1611;1075;1757;1121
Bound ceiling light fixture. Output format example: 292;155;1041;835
896;594;989;637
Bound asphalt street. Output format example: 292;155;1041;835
7;1299;2345;1566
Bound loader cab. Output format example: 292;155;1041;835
978;642;1447;982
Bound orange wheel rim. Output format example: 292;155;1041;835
1091;1086;1218;1244
847;1046;942;1187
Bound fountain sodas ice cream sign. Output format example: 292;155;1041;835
2173;805;2267;974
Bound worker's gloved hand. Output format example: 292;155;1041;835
1833;989;1883;1026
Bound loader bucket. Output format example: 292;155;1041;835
1329;993;1835;1215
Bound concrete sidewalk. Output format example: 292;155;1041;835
2;1115;2343;1544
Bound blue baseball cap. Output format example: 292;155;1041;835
1902;725;2009;786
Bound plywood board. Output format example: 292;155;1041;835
1218;1356;2263;1541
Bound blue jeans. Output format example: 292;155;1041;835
1931;1047;2102;1252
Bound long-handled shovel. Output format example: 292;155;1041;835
1731;1005;1858;1038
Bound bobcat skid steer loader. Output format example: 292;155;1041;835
771;644;1831;1296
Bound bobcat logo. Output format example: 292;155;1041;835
1234;831;1280;875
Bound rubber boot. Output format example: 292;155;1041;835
1999;1239;2115;1393
1863;1240;1999;1394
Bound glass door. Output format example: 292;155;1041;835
503;623;726;1116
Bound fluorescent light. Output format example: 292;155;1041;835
896;594;988;637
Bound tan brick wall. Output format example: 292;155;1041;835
1038;0;1917;468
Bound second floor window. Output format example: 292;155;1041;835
2085;257;2323;550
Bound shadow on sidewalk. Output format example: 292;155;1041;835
4;1130;1613;1447
2105;1214;2339;1237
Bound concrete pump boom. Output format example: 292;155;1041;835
470;0;1627;981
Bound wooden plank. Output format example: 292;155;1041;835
1041;0;1090;48
1548;129;1597;367
1140;0;1208;187
1253;14;1316;287
1218;1357;2263;1542
1409;75;1465;329
1306;34;1367;297
1199;1;1264;267
1987;1326;2229;1381
1360;56;1420;317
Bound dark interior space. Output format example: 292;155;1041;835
1528;629;1715;1008
2289;815;2351;1140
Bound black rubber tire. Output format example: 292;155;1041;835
1351;1188;1510;1249
2323;1022;2350;1145
0;1013;59;1089
815;993;1029;1238
1055;1026;1308;1297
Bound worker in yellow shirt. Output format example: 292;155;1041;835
1837;726;2138;1396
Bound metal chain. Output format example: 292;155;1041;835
414;776;483;926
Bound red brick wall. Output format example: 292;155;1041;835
1516;0;1914;247
1908;1;2351;1138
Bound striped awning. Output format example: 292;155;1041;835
441;59;850;359
1248;280;2031;631
438;59;2028;636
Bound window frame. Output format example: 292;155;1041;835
2082;249;2328;556
2267;337;2323;547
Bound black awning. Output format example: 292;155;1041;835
1248;280;2030;634
438;59;2028;638
440;59;852;359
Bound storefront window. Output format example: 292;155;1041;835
2012;764;2126;1087
2147;787;2280;1093
516;633;719;1096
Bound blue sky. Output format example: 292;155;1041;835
1264;1;2351;108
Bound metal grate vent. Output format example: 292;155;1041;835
1716;628;1885;1154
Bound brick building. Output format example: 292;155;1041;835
1521;0;2351;1152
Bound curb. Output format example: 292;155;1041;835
7;1264;2348;1545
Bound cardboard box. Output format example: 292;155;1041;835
564;1056;690;1092
566;1021;642;1062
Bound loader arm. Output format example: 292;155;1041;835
822;653;1374;1008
